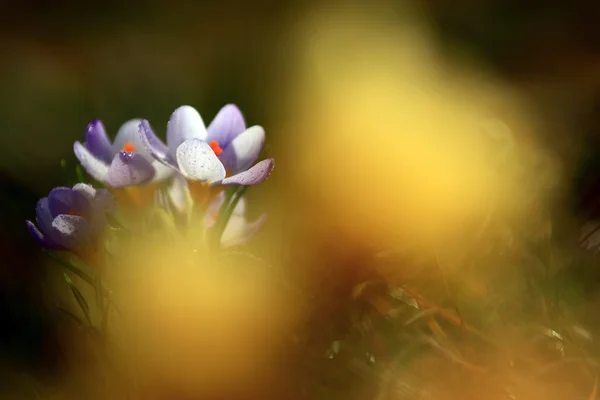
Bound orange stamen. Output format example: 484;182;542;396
68;209;76;216
209;141;223;156
212;212;218;221
122;142;136;153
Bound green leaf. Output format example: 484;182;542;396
75;165;85;183
146;207;177;234
43;249;95;286
101;294;111;335
57;305;85;327
403;307;440;327
63;273;91;325
94;274;104;311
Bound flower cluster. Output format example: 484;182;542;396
27;104;274;260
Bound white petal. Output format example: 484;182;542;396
51;215;90;250
151;160;175;182
73;142;110;182
167;106;208;153
167;173;193;213
221;214;246;246
111;119;154;162
232;196;246;217
72;183;96;200
175;139;226;183
221;213;267;248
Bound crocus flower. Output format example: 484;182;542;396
74;119;173;188
26;184;115;252
139;105;274;187
205;192;267;248
154;173;193;222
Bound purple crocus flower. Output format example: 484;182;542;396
139;105;274;186
205;192;267;248
74;119;173;188
26;184;115;252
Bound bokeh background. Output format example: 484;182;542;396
0;0;599;398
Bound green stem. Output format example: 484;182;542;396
42;249;116;307
210;185;248;251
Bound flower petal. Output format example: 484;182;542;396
48;187;91;224
219;125;265;173
154;187;170;213
233;196;247;217
221;158;274;186
175;139;226;183
47;187;75;217
89;189;115;232
93;189;116;212
104;152;155;188
51;215;90;251
151;161;175;182
35;198;55;237
167;106;207;155
205;193;247;228
112;119;154;162
85;120;113;163
72;183;96;201
74;141;110;182
207;104;246;148
221;213;267;248
139;119;178;168
26;220;63;249
167;173;192;213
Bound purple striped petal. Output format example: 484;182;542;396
35;198;56;240
51;215;90;250
48;187;90;219
219;125;265;174
104;151;155;188
175;138;225;183
139;120;178;169
167;106;207;156
220;158;274;186
74;141;110;182
207;104;246;149
26;220;63;249
72;183;115;216
47;187;74;217
85;120;113;163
